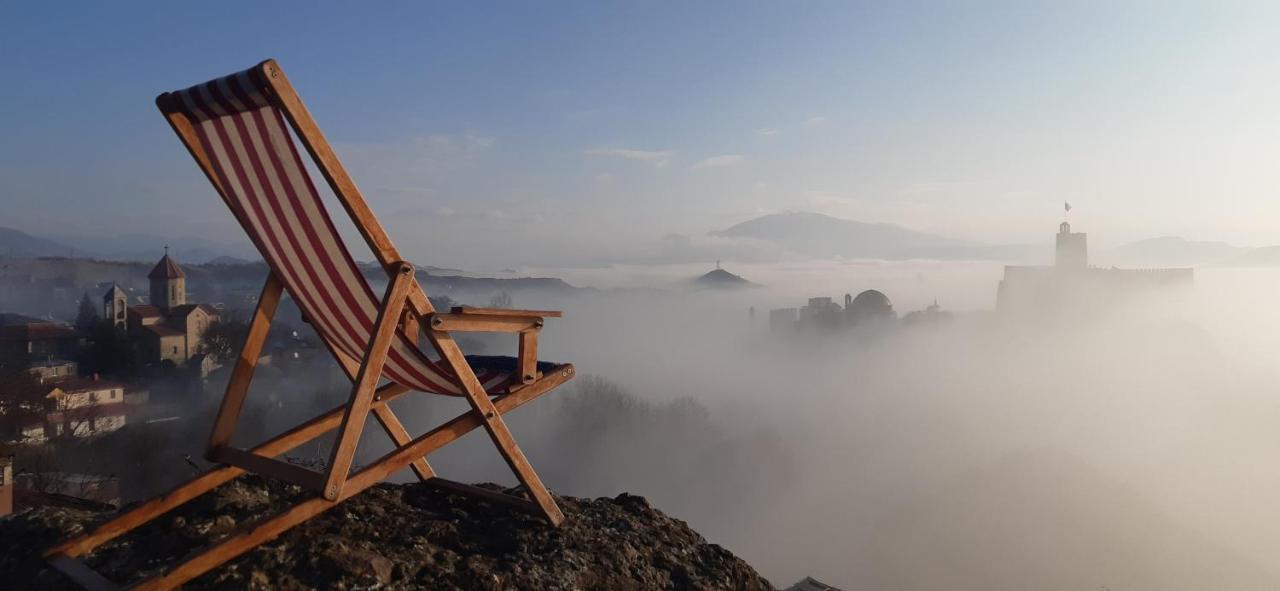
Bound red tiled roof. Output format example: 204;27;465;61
45;376;125;395
148;254;186;279
0;322;76;341
168;303;218;317
129;305;162;318
144;324;184;337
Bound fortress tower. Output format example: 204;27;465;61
1055;222;1087;269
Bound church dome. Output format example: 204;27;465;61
851;289;892;311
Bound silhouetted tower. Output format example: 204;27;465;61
103;284;128;328
844;293;853;309
1055;222;1087;269
148;247;186;312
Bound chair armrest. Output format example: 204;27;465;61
429;309;559;384
450;306;562;318
428;312;546;332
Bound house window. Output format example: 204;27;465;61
173;346;178;355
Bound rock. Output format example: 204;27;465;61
320;543;393;584
0;476;774;590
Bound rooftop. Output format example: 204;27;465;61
147;254;185;279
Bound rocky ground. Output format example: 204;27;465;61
1;476;774;590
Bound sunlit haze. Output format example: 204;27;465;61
6;3;1280;591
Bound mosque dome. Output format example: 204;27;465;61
851;289;892;312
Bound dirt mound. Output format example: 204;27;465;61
1;477;773;590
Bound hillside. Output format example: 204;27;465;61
693;267;755;289
2;476;772;590
0;256;579;319
1099;236;1243;268
0;227;70;258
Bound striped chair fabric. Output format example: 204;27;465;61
170;66;519;395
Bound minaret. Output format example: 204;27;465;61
148;247;186;312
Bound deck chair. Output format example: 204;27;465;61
44;59;576;591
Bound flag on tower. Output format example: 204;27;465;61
1064;201;1072;212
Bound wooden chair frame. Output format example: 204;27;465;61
43;60;576;591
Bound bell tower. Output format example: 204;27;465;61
103;284;128;328
148;247;186;312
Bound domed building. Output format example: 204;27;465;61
845;289;895;326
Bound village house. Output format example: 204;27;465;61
5;375;130;443
0;315;78;370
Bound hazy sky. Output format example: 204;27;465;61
4;1;1280;269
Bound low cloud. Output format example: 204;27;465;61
585;147;674;167
690;154;745;170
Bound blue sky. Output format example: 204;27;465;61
3;2;1280;268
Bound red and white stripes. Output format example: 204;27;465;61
171;68;511;395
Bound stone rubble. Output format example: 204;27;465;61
1;476;774;590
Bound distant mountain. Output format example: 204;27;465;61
1219;245;1280;268
205;255;255;266
1100;236;1244;268
52;233;259;264
0;227;70;258
712;212;978;260
692;267;755;289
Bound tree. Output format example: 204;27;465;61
201;319;249;364
488;291;513;309
74;291;98;335
0;369;51;441
78;319;134;377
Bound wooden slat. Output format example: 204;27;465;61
207;273;283;454
424;478;541;515
401;308;421;347
128;365;574;591
428;314;541;333
47;554;119;591
518;330;539;384
451;306;562;318
322;262;414;500
208;446;325;491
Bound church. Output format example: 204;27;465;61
103;252;219;366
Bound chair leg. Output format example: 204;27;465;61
322;263;415;500
206;273;283;457
428;332;565;525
